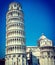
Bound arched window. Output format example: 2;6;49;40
15;38;16;41
23;55;25;57
11;47;12;51
13;55;16;57
17;31;18;34
18;12;19;16
17;38;18;41
14;62;15;65
11;6;13;10
15;46;16;49
17;7;19;10
19;38;20;41
47;52;50;56
13;39;14;41
17;24;18;26
19;31;20;34
14;4;16;7
18;54;20;57
54;56;55;59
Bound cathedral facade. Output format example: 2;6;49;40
26;34;55;65
5;2;55;65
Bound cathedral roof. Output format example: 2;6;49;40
39;33;46;40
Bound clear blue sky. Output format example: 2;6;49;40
0;0;55;58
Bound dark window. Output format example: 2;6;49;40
17;38;18;41
10;12;12;15
15;38;16;41
17;7;19;10
14;4;16;7
19;38;20;41
23;55;25;57
15;46;16;49
19;31;20;34
18;13;19;16
14;62;15;65
13;55;16;57
54;56;55;59
18;54;20;57
11;47;12;51
17;24;18;26
47;52;50;56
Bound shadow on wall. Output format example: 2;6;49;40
32;55;40;65
27;52;32;65
27;52;40;65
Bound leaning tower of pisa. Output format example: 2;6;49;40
5;2;26;65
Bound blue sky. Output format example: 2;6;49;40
0;0;55;58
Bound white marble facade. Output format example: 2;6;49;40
5;2;26;65
26;34;55;65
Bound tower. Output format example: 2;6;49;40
38;34;55;65
5;2;26;65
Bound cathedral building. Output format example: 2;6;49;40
26;34;55;65
5;2;55;65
